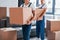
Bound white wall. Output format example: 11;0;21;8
0;0;18;7
0;0;18;17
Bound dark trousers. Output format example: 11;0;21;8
22;16;45;40
22;24;31;40
36;16;45;40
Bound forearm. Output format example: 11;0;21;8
38;8;47;18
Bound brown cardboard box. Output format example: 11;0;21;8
46;19;60;31
37;10;45;20
35;8;44;20
0;28;17;40
10;7;32;25
47;31;60;40
0;7;6;19
36;8;46;20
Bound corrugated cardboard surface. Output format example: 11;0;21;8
46;20;60;31
10;7;32;25
35;9;44;20
47;31;60;40
0;28;17;40
47;31;55;40
55;31;60;40
0;7;6;19
23;8;33;24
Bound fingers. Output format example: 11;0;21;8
27;20;32;25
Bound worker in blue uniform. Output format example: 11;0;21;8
36;0;47;40
20;0;35;40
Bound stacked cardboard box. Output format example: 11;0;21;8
47;31;60;40
0;7;7;27
46;19;60;31
0;28;17;40
10;7;32;25
0;7;6;19
46;19;60;40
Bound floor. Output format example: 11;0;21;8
30;37;47;40
18;37;47;40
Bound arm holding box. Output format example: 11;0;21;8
37;7;47;20
36;3;47;20
27;10;35;24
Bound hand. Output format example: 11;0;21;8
26;14;33;25
37;8;46;19
27;20;32;25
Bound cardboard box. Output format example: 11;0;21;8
35;8;44;20
0;7;6;19
0;28;17;40
46;19;60;31
10;7;32;25
47;31;60;40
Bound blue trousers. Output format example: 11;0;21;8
36;16;45;40
22;16;45;40
22;24;31;40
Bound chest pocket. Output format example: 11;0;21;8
22;3;32;7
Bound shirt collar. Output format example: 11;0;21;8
24;2;31;7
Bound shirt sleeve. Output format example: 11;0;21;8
42;4;47;8
30;3;35;10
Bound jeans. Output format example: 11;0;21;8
36;16;45;40
22;16;45;40
22;24;31;40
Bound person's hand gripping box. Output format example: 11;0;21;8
34;8;44;20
